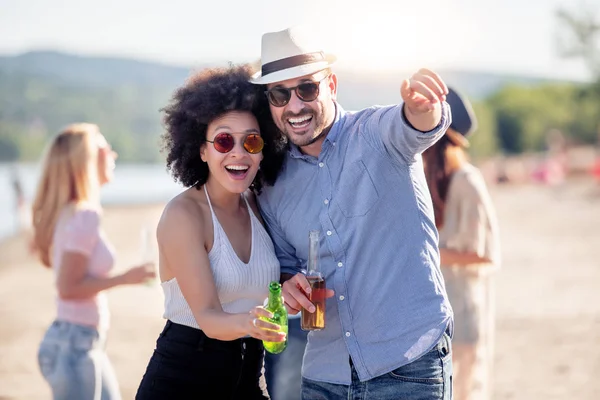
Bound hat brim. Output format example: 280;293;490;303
446;128;470;148
249;54;336;85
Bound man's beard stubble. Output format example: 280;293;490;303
281;107;328;148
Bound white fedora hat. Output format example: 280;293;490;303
250;26;336;85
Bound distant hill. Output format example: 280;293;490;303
0;50;578;162
0;51;197;88
0;50;567;100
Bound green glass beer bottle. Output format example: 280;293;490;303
261;281;288;354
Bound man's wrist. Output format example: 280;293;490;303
402;103;442;133
280;273;295;284
402;104;419;130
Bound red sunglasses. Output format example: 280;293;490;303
205;132;264;154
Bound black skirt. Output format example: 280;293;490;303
136;320;269;400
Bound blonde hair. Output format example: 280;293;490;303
31;123;101;267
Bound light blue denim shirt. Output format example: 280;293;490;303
258;101;454;384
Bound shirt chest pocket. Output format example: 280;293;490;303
334;160;379;217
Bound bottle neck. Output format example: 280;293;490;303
307;230;320;275
307;261;321;276
268;290;283;308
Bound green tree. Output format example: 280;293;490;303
488;84;578;153
556;3;600;146
0;70;172;163
469;102;499;160
556;3;600;79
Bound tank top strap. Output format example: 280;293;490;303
203;185;223;243
241;191;251;211
204;185;249;222
203;185;216;215
241;192;260;227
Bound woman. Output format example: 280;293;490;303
423;88;501;400
135;64;287;399
32;123;156;400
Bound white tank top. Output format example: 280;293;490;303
161;186;280;329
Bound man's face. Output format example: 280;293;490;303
265;71;337;148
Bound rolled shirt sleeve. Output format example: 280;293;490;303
361;101;451;165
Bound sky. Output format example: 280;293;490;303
0;0;595;81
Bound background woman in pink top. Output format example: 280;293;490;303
31;123;156;400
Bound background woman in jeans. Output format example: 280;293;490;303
31;123;156;400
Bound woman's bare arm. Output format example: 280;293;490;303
157;198;284;342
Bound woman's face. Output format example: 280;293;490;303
97;133;118;186
200;111;264;194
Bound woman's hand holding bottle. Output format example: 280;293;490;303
244;306;287;342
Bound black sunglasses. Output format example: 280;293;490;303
265;75;330;107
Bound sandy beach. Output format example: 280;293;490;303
0;179;599;399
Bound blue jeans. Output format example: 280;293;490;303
37;320;121;400
301;332;453;400
264;317;308;400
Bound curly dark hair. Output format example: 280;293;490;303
161;64;287;194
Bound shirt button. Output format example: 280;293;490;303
326;231;332;236
345;332;351;337
337;262;343;267
339;295;345;301
324;199;329;205
318;162;324;168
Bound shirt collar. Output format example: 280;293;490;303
324;101;345;146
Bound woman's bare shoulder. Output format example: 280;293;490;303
158;189;208;235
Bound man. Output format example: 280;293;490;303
252;26;454;399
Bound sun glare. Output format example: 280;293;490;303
312;0;477;73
